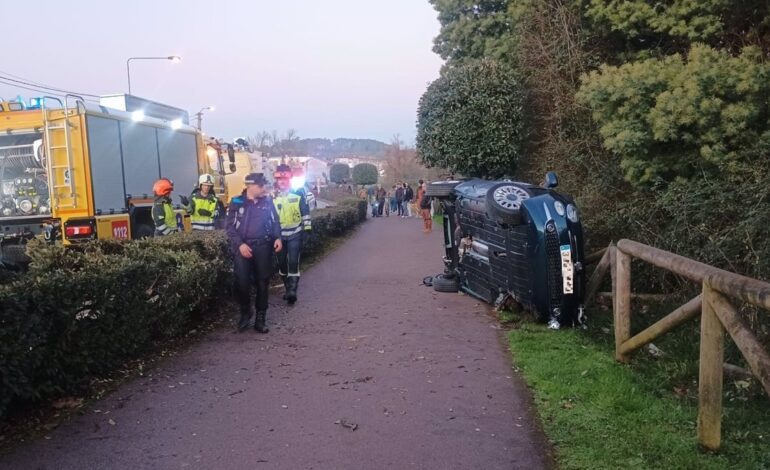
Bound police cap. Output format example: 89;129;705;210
245;173;268;186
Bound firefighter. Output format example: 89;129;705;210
273;164;311;305
152;177;179;236
181;174;219;230
226;173;282;333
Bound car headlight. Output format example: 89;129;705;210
566;204;579;223
38;205;50;215
1;207;12;217
554;201;565;216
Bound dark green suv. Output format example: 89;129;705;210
427;173;585;328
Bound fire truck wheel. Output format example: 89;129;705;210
432;274;460;293
425;181;460;198
485;182;530;226
134;224;155;239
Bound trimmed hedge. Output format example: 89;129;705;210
0;199;366;419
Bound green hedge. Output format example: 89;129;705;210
0;199;366;419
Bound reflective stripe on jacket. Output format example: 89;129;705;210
274;189;311;238
189;189;219;230
152;196;178;235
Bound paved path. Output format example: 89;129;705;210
0;216;551;470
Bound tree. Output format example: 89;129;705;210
577;44;770;186
430;0;516;64
416;59;524;178
352;163;378;186
329;163;351;183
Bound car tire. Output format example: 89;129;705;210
486;182;530;225
433;274;460;293
134;223;155;239
425;181;460;198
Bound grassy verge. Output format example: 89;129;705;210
507;308;770;469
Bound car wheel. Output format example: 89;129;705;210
433;274;460;293
134;223;155;239
425;181;461;198
485;182;530;225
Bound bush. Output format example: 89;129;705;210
416;58;525;178
0;202;368;420
329;163;351;184
352;163;378;185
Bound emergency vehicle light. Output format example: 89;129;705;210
290;176;306;190
28;97;42;109
170;118;183;130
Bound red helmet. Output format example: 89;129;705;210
153;177;174;197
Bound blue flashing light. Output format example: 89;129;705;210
27;97;43;109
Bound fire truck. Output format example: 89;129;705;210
0;94;229;266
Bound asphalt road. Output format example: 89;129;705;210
0;215;551;470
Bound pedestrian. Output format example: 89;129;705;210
418;180;433;233
376;184;387;217
395;182;405;216
404;183;414;218
226;173;283;333
389;185;398;214
184;174;219;231
152;177;179;236
273;164;312;305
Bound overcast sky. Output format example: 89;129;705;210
0;0;443;144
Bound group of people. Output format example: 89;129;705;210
365;179;433;233
150;164;313;334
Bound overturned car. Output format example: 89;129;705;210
426;173;586;328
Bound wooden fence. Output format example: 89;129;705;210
586;239;770;450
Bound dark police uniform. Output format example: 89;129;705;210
225;178;281;332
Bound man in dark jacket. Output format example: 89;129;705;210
225;173;282;333
395;182;405;217
404;183;414;218
375;184;387;217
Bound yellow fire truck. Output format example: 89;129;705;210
0;95;230;265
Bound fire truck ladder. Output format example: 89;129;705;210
42;95;83;210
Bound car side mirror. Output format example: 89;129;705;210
544;172;558;189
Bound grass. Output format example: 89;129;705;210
507;304;770;470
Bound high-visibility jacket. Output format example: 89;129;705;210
188;189;219;230
274;189;311;239
152;196;179;236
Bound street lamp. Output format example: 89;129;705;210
126;55;182;95
194;106;215;131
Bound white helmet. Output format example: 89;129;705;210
198;174;215;186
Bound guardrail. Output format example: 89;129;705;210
586;240;770;450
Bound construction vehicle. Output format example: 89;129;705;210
0;94;229;266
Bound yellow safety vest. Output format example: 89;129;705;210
190;193;218;230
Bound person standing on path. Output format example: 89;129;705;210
273;164;312;305
152;177;179;236
416;179;432;233
226;173;282;333
403;183;414;218
184;174;219;231
376;184;387;217
395;182;405;217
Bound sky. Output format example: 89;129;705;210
0;0;444;144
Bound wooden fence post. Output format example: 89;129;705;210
698;282;725;451
614;248;631;362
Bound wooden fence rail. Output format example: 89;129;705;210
585;239;770;450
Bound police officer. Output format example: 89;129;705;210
273;164;311;305
226;173;283;333
152;177;179;236
182;174;219;230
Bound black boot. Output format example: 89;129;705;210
237;308;252;332
281;276;289;300
254;310;269;333
286;277;299;305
